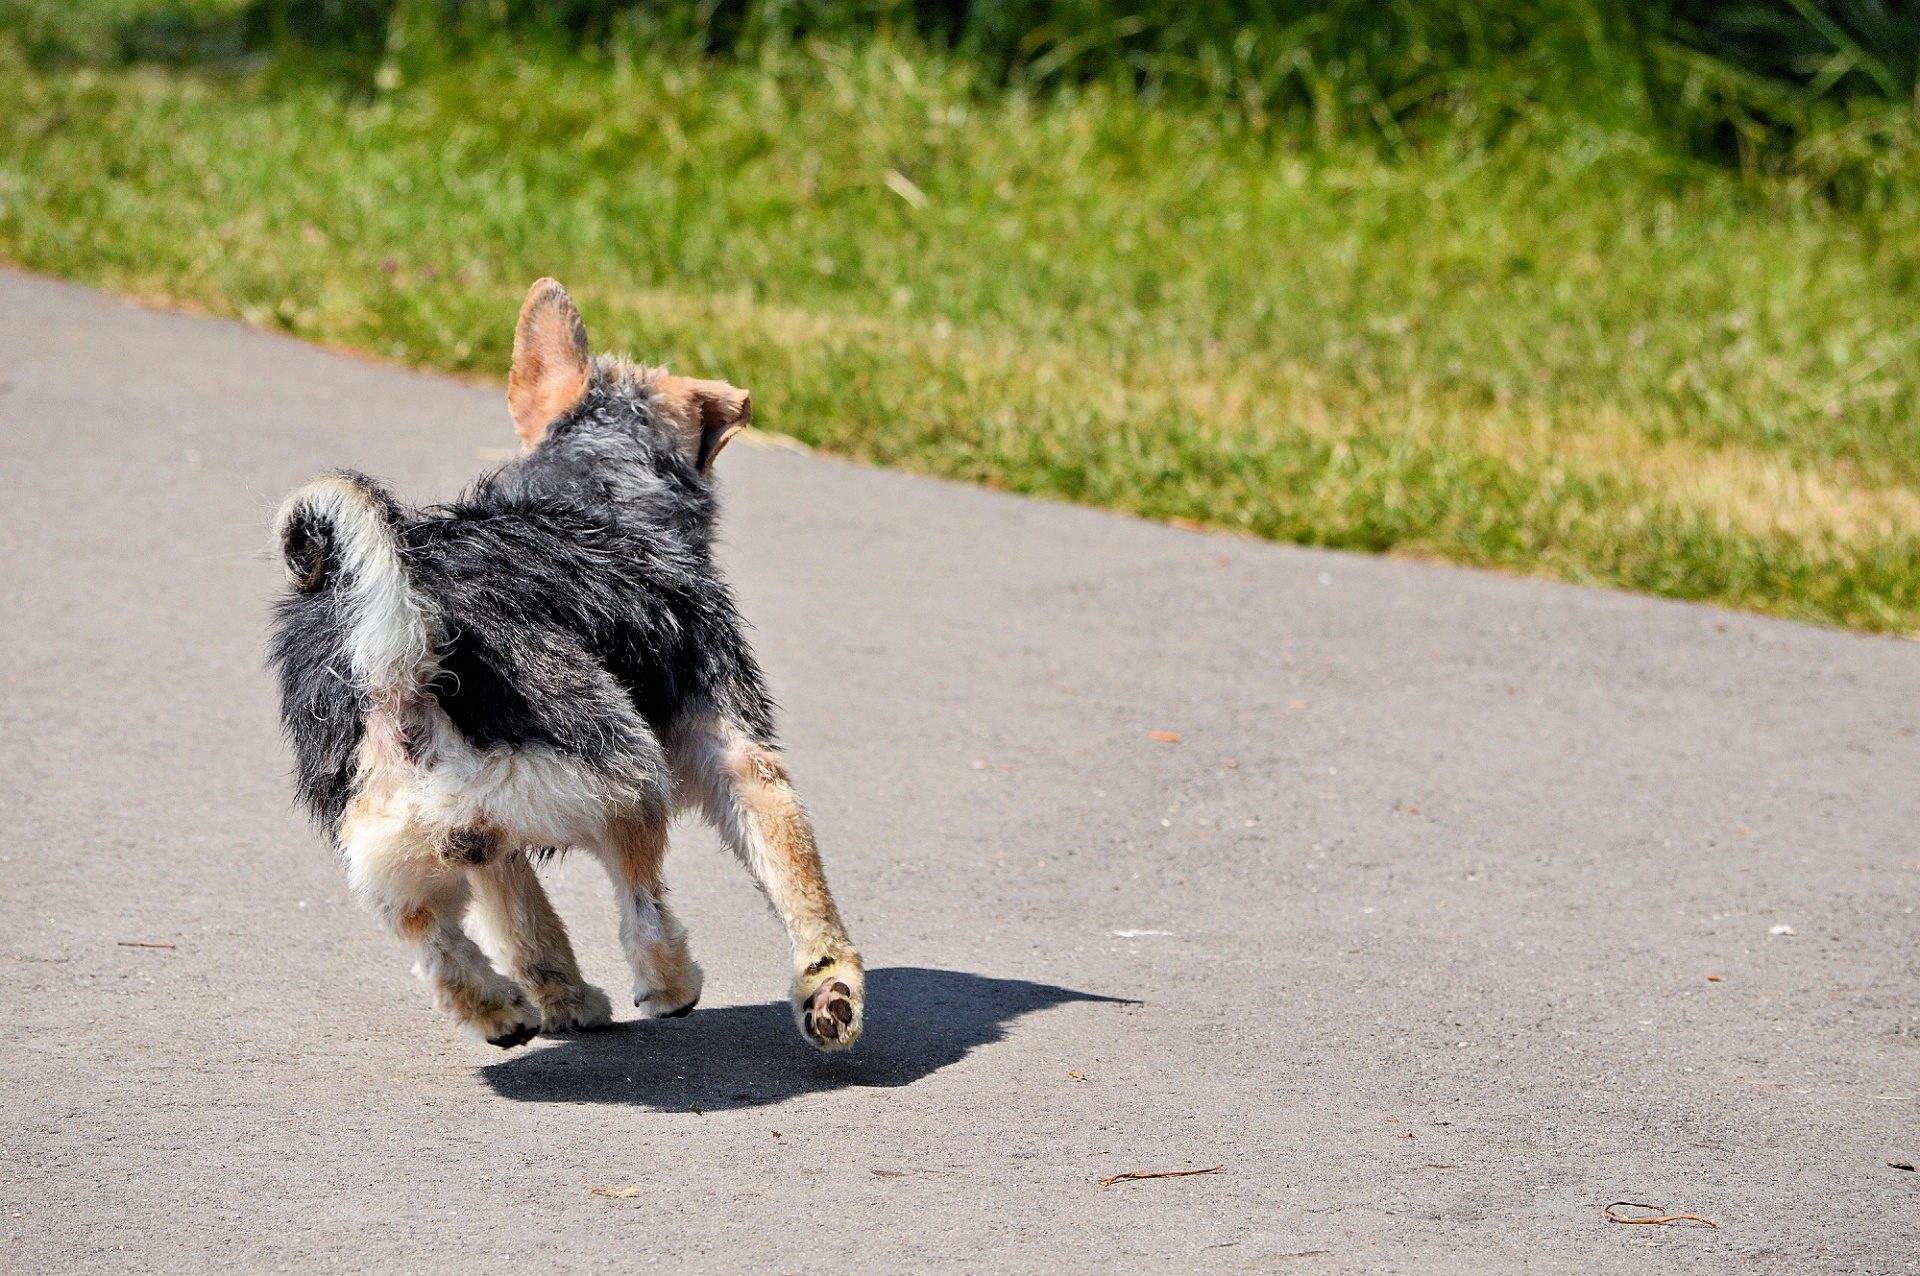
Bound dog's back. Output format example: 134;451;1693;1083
419;371;774;753
269;364;774;840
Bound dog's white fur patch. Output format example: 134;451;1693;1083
350;700;668;860
616;888;702;1016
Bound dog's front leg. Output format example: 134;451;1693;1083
339;819;542;1048
593;817;703;1019
678;720;864;1051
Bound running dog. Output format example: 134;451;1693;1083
267;279;863;1051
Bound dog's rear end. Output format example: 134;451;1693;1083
267;280;863;1051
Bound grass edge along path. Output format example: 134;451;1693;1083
3;45;1918;635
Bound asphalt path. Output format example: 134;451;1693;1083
2;269;1915;1273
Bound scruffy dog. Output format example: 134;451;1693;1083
267;279;863;1051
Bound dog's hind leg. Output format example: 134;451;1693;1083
468;852;612;1034
339;817;542;1048
593;817;703;1019
674;718;864;1052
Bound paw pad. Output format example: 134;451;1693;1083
801;977;860;1048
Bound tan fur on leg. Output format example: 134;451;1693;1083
385;872;540;1048
672;717;864;1051
592;817;702;1018
468;852;612;1034
414;898;542;1047
338;790;540;1048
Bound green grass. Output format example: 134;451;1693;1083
3;32;1919;629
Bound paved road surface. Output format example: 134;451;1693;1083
2;270;1915;1273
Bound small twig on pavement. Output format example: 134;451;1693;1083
1100;1164;1223;1186
590;1186;641;1198
117;941;176;949
1603;1201;1719;1229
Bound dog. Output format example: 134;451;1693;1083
267;279;863;1051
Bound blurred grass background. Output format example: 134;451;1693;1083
2;1;1917;629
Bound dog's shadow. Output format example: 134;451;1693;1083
480;966;1132;1110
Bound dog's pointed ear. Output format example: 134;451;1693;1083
508;279;592;449
649;375;752;475
693;381;751;474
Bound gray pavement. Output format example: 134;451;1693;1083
1;268;1915;1273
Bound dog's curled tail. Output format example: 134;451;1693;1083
274;471;435;706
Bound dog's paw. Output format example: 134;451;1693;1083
634;961;702;1020
793;957;863;1052
470;989;543;1049
639;992;699;1019
539;981;614;1034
